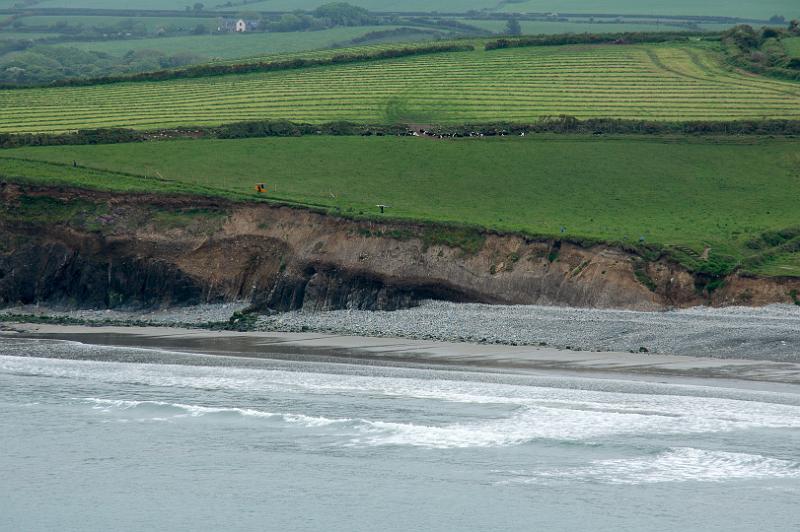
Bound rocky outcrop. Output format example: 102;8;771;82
258;264;479;312
1;183;798;312
0;234;205;309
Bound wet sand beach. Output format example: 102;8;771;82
5;323;800;387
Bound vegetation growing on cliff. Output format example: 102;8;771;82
2;194;107;225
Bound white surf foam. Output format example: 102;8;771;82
499;447;800;485
83;398;350;427
84;397;774;450
4;355;800;449
345;402;799;449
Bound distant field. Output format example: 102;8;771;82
23;0;200;9
463;20;679;34
162;0;800;19
50;25;410;59
3;43;800;133
785;38;800;58
2;135;800;276
11;15;217;31
232;0;490;11
0;31;62;40
490;0;799;19
11;0;487;11
460;19;735;34
27;0;800;19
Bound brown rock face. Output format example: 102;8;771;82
1;183;798;311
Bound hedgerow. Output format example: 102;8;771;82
4;117;800;149
484;31;716;50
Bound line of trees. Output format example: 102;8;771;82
4;117;800;149
0;128;146;149
425;116;800;136
0;46;203;85
484;31;716;50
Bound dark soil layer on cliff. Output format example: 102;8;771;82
2;135;800;277
1;180;800;312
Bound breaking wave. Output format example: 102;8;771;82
3;352;799;450
497;447;800;485
83;395;800;451
84;398;349;428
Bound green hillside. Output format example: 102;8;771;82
51;25;412;59
3;42;800;133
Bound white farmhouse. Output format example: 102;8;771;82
217;18;259;33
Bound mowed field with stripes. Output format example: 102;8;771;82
3;43;800;133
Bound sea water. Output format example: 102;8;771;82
1;337;799;531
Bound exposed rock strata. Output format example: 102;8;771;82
1;183;797;311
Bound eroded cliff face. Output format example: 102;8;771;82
0;183;797;312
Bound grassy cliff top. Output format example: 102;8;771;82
2;134;800;277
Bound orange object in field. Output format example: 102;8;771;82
255;183;267;193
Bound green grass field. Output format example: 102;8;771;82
467;19;676;33
462;19;737;34
3;43;800;133
21;0;208;9
11;15;217;31
50;25;409;59
202;39;448;65
2;135;800;275
490;0;799;19
26;0;800;19
785;37;800;58
0;31;64;40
